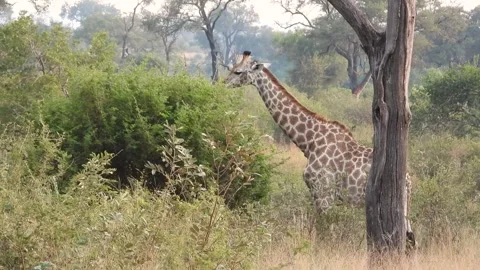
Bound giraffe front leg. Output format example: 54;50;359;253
303;168;335;214
405;173;416;249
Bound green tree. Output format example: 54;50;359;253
275;30;348;95
414;5;470;67
214;2;258;65
61;0;123;45
142;0;187;64
414;63;480;136
60;0;120;23
0;16;78;122
464;6;480;61
276;0;384;95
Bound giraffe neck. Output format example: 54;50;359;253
253;68;356;156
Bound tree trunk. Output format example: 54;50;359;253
352;70;372;97
327;0;416;256
121;36;128;59
339;43;371;95
206;30;219;82
365;0;415;255
162;36;171;65
224;35;232;65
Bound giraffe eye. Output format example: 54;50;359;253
233;71;243;75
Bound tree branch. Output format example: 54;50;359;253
326;0;381;50
377;0;400;78
206;0;223;21
277;0;317;29
334;45;349;59
211;0;236;30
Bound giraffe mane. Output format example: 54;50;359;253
262;68;354;137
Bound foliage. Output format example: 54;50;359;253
411;63;480;136
60;0;120;23
73;12;123;45
40;64;274;205
409;134;480;247
0;126;271;269
141;0;188;64
146;124;208;201
414;5;471;67
175;0;243;81
0;16;78;124
289;53;347;95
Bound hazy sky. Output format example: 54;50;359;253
11;0;480;27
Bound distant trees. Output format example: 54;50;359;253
276;0;384;95
61;0;155;60
61;0;123;45
215;2;258;65
275;0;480;95
175;0;244;82
412;62;480;136
120;0;153;59
60;0;119;22
142;0;187;64
414;4;470;67
0;1;13;23
275;30;348;95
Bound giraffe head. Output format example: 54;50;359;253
224;50;267;88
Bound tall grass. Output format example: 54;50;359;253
255;230;480;269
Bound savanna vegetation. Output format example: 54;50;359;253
1;0;480;269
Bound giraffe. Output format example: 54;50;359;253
224;51;415;247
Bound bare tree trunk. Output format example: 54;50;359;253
121;0;149;59
121;36;128;59
337;44;371;95
366;0;415;255
327;0;416;256
352;70;372;97
224;35;232;65
206;30;219;82
162;36;171;65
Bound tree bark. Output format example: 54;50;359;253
336;42;371;95
327;0;415;255
205;29;219;82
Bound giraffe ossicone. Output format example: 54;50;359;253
224;50;415;248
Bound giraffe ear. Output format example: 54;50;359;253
252;63;271;70
252;63;264;70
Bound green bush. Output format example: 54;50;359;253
409;134;480;246
411;63;480;136
0;126;271;269
40;64;274;206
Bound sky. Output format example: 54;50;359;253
10;0;480;28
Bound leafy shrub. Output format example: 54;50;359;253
0;125;271;269
40;65;274;206
409;134;480;246
411;63;480;136
0;17;117;125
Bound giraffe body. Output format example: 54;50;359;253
225;51;415;247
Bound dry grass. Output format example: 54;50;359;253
274;143;307;168
254;230;480;270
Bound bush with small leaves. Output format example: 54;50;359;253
0;125;272;269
